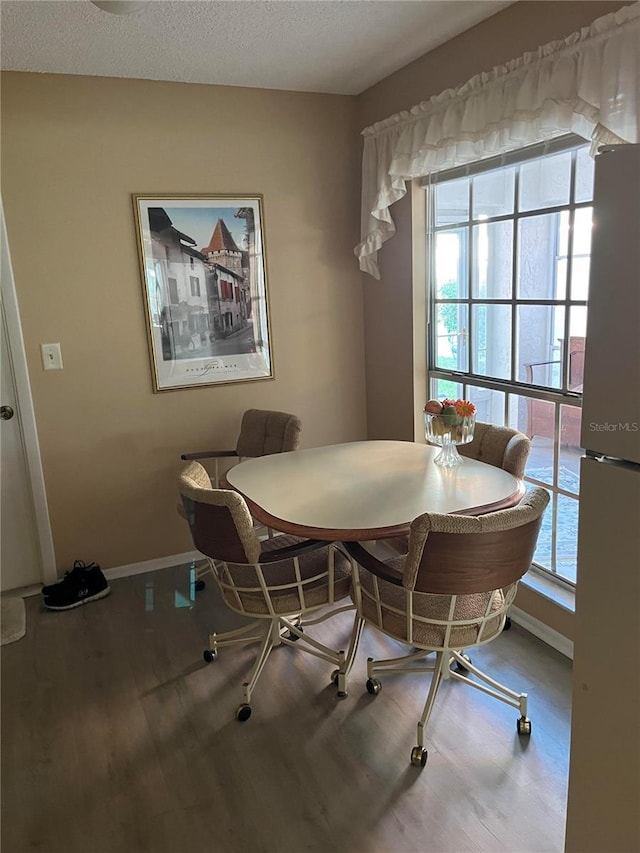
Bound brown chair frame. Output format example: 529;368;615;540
345;487;549;768
179;408;303;587
456;421;531;479
181;408;302;486
179;461;362;721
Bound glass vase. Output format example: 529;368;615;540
424;412;476;468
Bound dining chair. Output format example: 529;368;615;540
178;460;363;721
456;421;531;479
181;408;303;486
456;421;532;630
344;487;549;768
179;408;303;589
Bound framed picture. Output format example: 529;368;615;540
133;194;273;391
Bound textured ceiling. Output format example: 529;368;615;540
1;0;514;96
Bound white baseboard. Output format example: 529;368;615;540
20;552;574;662
509;606;574;660
12;551;205;599
103;551;204;581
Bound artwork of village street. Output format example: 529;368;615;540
134;195;272;391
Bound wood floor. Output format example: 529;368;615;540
1;564;571;853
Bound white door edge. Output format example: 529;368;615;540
1;200;57;583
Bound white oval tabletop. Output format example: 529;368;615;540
225;440;524;541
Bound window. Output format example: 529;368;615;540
426;137;594;587
168;277;179;305
190;275;200;297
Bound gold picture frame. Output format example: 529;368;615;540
133;194;273;391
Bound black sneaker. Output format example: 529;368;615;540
43;563;110;611
41;560;100;596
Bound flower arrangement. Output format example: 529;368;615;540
424;398;477;440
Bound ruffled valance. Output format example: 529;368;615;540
356;2;640;278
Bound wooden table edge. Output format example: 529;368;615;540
228;481;526;542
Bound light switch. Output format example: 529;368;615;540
41;343;63;371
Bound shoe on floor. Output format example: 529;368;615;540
43;563;110;611
41;560;101;596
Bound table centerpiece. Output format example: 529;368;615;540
424;398;476;468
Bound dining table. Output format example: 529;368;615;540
224;440;525;542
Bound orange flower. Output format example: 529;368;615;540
455;399;476;417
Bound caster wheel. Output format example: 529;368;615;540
195;579;206;592
366;678;382;696
454;654;472;674
517;717;532;736
288;626;303;641
503;616;512;631
236;704;252;722
411;746;428;768
332;670;347;697
203;649;217;663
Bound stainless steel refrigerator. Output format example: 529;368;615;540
565;144;640;852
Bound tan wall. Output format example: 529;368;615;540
355;0;629;639
1;72;366;572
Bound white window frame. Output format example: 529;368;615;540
424;135;593;590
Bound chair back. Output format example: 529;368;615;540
178;461;261;564
404;488;549;595
457;421;531;478
179;460;350;619
235;409;302;458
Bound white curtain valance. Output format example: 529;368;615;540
356;2;640;279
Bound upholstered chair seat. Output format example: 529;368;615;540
457;421;531;479
178;460;363;722
345;487;549;769
178;408;303;587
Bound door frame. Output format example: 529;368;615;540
1;201;57;584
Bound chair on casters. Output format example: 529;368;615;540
181;408;302;486
444;420;531;632
178;460;363;721
179;409;303;590
456;421;531;479
344;487;549;769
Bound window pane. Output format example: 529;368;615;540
435;229;468;298
570;207;592;300
572;206;593;255
519;150;572;211
434;303;468;371
435;177;469;226
559;421;582;494
507;391;531;438
567;312;586;390
472;167;515;218
556;494;579;583
532;489;554;570
466;385;505;425
575;147;595;203
524;399;556;464
571;257;590;301
518;213;565;299
430;377;462;403
471;304;511;379
560;404;583;459
471;221;513;298
518;305;566;388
